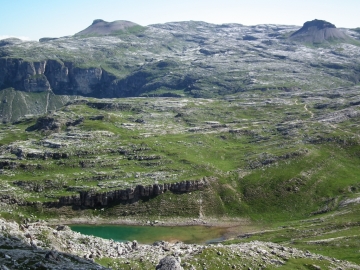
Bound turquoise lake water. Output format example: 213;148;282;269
70;224;228;244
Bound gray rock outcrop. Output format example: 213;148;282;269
290;19;349;43
0;58;115;97
156;256;183;270
0;219;108;269
0;58;50;92
1;218;359;270
56;178;208;208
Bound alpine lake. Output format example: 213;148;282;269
70;224;241;244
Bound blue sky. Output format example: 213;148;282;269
1;0;359;40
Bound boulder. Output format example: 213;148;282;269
156;256;183;270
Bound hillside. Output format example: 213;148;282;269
0;19;360;269
0;19;360;122
0;85;359;268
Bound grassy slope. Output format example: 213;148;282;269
0;88;74;123
0;92;359;267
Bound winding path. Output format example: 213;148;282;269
295;99;314;119
304;104;314;118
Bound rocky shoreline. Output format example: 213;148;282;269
47;216;250;228
1;218;360;269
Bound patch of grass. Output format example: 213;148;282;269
271;258;332;270
112;25;147;36
225;203;360;264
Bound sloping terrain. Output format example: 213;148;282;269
0;88;76;123
0;19;360;122
0;85;359;268
0;19;360;269
0;85;359;214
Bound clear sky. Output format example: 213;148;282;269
1;0;359;40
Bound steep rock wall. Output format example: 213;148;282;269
55;178;209;208
0;58;118;97
0;58;50;92
0;58;194;99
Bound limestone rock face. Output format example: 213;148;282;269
72;67;103;95
44;60;70;90
0;59;116;97
56;178;209;208
0;59;49;92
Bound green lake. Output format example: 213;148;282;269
70;224;229;244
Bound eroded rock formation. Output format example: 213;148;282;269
290;19;349;43
56;178;209;208
0;58;116;97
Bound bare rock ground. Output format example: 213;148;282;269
1;218;359;269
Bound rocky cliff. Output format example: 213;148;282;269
0;58;192;99
56;178;209;208
0;58;115;97
0;58;49;92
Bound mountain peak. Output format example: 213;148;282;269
75;19;141;36
290;19;349;44
301;19;336;30
92;19;106;25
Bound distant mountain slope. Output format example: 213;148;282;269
75;19;141;36
290;19;350;43
0;19;360;121
0;38;23;47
